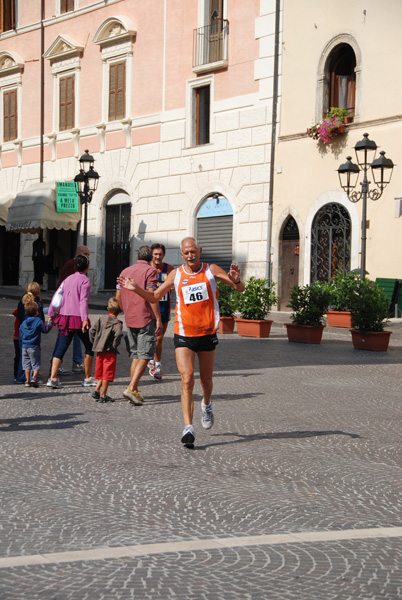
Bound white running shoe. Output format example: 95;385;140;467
154;365;162;380
81;377;97;387
201;399;214;430
181;424;195;447
46;378;61;389
148;360;155;377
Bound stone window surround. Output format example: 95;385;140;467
316;33;362;123
55;0;78;18
0;52;23;149
185;73;214;149
93;17;136;130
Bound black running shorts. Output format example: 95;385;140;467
174;333;219;352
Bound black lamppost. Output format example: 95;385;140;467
74;150;100;246
337;133;394;279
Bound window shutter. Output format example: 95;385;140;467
3;89;17;142
109;61;125;121
59;75;74;131
1;0;15;32
61;0;74;13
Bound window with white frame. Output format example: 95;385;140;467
44;35;83;133
0;52;22;143
93;18;136;124
57;0;76;16
186;75;213;147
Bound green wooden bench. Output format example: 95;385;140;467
375;278;402;317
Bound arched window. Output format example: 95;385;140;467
317;35;361;123
327;44;356;118
310;203;351;282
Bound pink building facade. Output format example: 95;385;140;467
0;0;280;291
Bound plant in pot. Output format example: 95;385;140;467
307;107;350;143
286;281;331;343
234;277;278;338
325;270;360;328
348;278;391;351
216;280;237;333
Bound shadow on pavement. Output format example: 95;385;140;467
194;429;361;450
0;412;88;431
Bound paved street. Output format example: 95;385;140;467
0;293;401;599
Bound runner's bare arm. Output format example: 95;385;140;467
210;263;245;292
117;269;176;303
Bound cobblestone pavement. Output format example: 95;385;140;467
0;295;401;599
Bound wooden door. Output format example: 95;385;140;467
280;240;299;310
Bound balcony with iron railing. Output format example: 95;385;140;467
192;20;229;74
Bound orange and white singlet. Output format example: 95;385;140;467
174;263;219;337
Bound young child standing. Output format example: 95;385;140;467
19;301;52;387
89;297;123;403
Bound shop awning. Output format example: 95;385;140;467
0;192;15;227
6;181;81;233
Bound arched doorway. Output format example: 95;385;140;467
310;203;351;282
104;191;131;289
279;216;300;310
196;194;233;270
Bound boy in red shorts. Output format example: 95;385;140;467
89;297;123;403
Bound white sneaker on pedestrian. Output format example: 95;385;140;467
148;360;155;378
201;399;214;430
81;377;97;387
154;364;162;380
72;362;85;373
46;378;61;389
181;424;195;447
58;367;70;375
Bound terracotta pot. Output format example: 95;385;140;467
217;316;235;334
326;310;352;328
285;323;325;344
235;318;273;338
350;330;392;352
337;124;345;134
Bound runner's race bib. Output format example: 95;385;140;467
182;282;209;305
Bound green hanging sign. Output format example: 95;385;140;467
56;181;79;213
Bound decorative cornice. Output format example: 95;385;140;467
278;115;402;143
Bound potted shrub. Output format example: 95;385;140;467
216;280;236;333
234;277;278;338
286;282;331;343
325;270;360;328
349;278;392;351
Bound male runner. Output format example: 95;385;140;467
118;237;245;447
148;243;174;380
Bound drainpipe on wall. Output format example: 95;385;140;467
266;0;281;283
39;0;45;182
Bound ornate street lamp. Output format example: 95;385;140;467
74;150;100;246
337;133;394;278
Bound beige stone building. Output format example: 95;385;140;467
273;0;402;309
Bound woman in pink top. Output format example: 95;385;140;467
47;255;94;389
